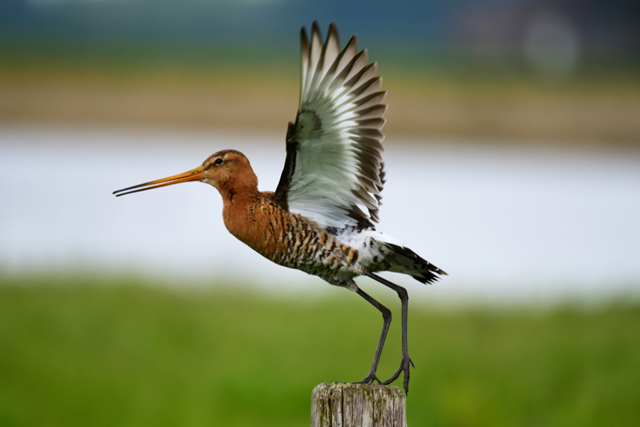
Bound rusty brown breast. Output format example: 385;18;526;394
222;190;362;285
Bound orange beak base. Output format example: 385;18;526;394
113;165;204;197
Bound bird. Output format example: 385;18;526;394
113;21;446;393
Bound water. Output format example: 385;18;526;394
1;125;639;302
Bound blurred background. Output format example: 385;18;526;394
1;1;639;426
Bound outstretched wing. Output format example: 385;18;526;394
273;21;387;231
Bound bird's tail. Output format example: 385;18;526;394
385;243;447;284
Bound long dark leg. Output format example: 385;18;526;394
354;286;392;386
364;272;414;393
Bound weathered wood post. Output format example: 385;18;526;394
311;383;407;427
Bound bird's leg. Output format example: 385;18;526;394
353;286;392;386
364;272;414;394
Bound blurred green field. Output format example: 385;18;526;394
1;275;639;427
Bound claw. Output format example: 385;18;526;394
355;373;382;385
381;356;413;393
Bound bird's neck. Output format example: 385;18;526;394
219;180;263;249
216;166;260;223
216;175;259;207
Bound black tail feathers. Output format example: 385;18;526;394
386;243;447;284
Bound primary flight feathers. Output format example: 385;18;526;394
274;21;387;231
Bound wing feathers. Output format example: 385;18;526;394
275;22;388;230
355;104;387;120
299;28;310;105
317;24;340;85
344;49;369;83
344;63;377;91
328;49;366;93
355;118;386;129
354;91;387;111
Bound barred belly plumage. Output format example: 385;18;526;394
261;210;362;284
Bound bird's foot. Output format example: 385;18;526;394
354;373;382;386
382;356;415;393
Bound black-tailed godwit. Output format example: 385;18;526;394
114;21;446;393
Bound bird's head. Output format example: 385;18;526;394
201;150;257;191
113;149;258;198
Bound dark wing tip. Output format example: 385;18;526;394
311;20;321;39
328;22;339;39
349;34;358;49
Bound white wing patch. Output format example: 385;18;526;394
274;21;387;231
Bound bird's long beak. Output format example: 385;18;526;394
113;165;204;197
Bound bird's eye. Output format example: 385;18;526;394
214;158;223;165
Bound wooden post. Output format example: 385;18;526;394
311;383;407;427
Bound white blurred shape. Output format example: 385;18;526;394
1;126;639;303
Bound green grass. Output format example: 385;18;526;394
1;275;639;427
